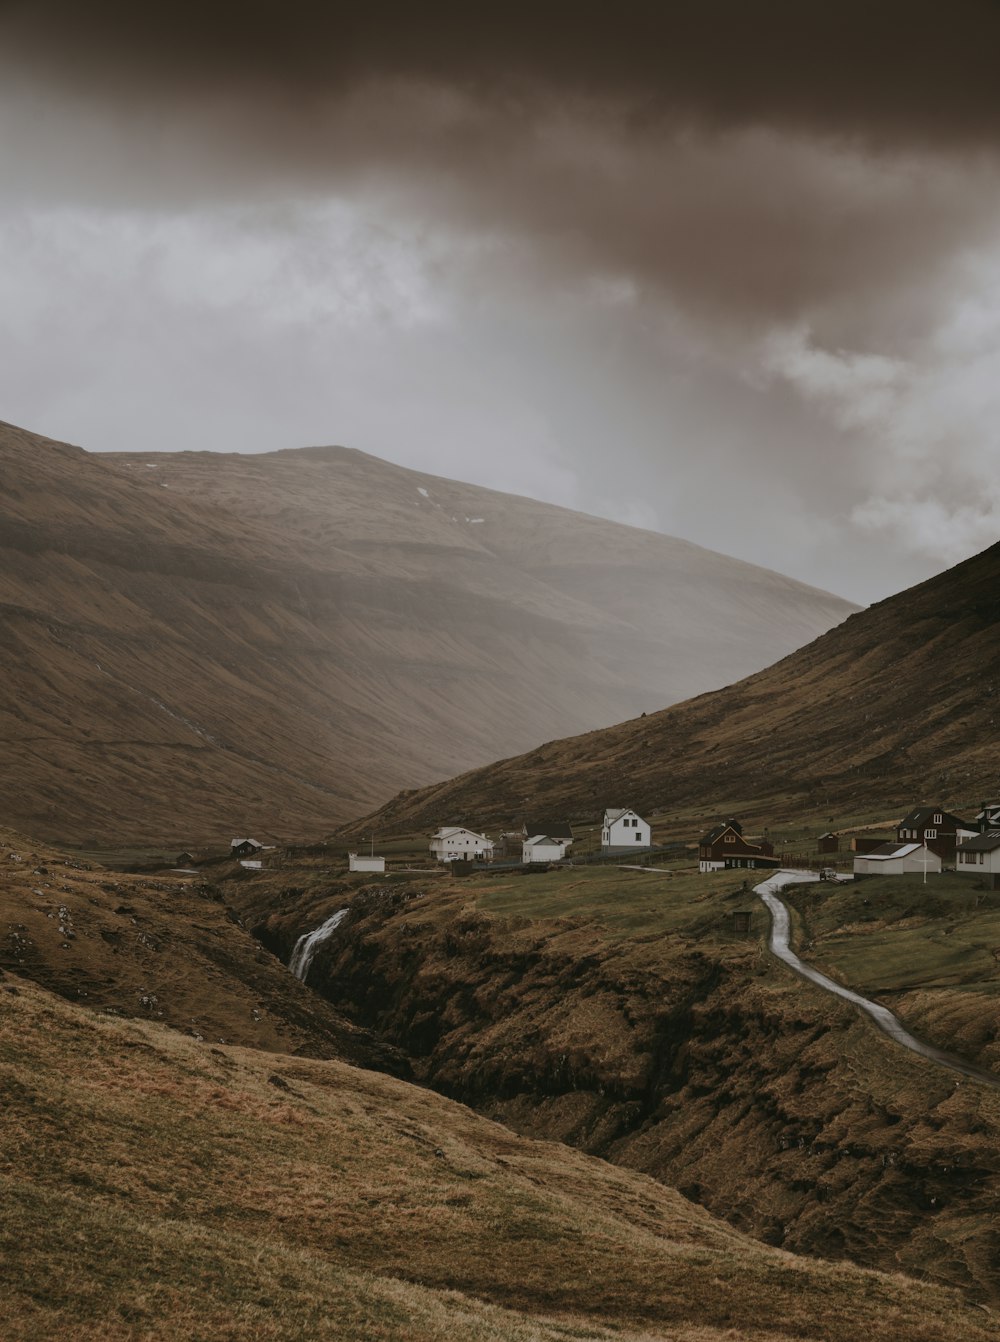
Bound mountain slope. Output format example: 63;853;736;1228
350;539;1000;833
4;972;997;1341
0;420;855;843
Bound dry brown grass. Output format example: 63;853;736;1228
2;971;996;1342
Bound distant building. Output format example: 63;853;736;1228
817;832;840;854
520;820;574;850
698;820;776;872
851;836;892;854
975;801;1000;832
522;835;569;864
230;838;263;859
348;853;386;873
429;827;494;862
601;808;651;853
955;831;1000;888
853;841;942;878
896;808;975;863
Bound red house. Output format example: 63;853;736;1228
896;807;975;863
698;820;777;873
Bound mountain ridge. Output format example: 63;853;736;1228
346;538;1000;835
1;418;856;843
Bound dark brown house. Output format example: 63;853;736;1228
896;807;974;863
817;832;840;854
698;820;777;872
230;837;263;860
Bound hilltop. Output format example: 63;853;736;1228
0;418;855;844
349;538;1000;836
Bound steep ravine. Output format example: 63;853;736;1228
256;883;1000;1303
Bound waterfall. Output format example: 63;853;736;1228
288;908;348;982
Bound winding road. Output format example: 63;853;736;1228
756;870;1000;1089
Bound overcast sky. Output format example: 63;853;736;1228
3;1;1000;603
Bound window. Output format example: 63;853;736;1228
933;813;943;824
725;834;735;843
635;832;643;842
925;828;937;839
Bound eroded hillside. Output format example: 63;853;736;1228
248;865;1000;1304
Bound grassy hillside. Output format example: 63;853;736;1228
348;538;1000;838
783;872;1000;1071
0;417;856;844
0;828;398;1070
256;859;1000;1302
2;972;997;1341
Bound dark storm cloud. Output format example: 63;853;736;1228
4;0;1000;334
3;0;1000;148
3;0;1000;600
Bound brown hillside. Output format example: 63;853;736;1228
350;539;1000;834
271;865;1000;1305
0;419;855;844
3;972;998;1340
0;827;399;1070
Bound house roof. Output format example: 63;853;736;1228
700;820;748;845
524;834;567;847
524;820;573;840
957;831;1000;853
899;807;971;829
861;841;927;860
230;837;261;849
431;826;489;842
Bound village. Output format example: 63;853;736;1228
208;799;1000;890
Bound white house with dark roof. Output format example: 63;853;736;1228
853;841;942;877
429;826;494;862
601;807;651;853
522;835;569;864
975;801;1000;832
956;831;1000;887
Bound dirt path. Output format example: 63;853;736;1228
756;870;1000;1090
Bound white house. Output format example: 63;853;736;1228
853;841;942;877
429;826;494;862
601;807;651;853
975;802;1000;832
956;831;1000;886
522;835;568;864
349;853;386;873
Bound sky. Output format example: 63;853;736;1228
2;1;1000;604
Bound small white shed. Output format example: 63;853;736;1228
853;842;942;877
601;807;651;853
522;835;567;864
349;853;386;873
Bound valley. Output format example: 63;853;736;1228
219;830;1000;1307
